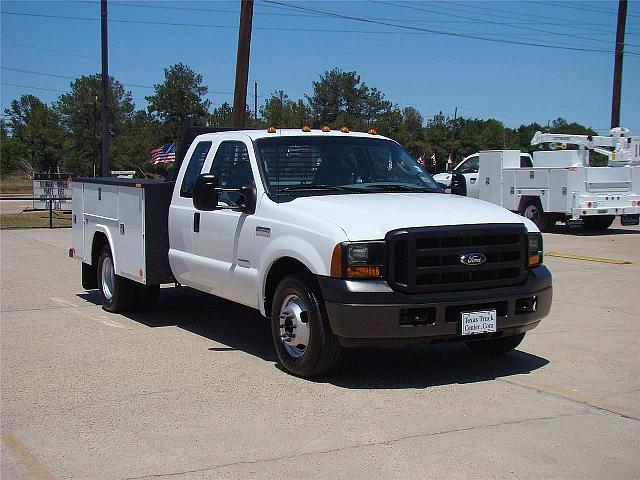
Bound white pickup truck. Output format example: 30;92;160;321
71;127;552;377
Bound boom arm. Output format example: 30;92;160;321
531;127;639;166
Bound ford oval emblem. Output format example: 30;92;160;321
460;253;486;266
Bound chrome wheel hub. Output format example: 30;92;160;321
101;256;115;300
524;204;540;223
279;294;310;358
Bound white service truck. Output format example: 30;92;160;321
71;127;552;377
447;128;640;231
433;152;533;197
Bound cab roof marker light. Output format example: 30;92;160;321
322;125;331;132
368;128;377;135
267;126;277;133
341;127;350;133
302;125;311;132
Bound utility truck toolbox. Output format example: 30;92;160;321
72;126;552;377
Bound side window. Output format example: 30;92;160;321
180;141;212;198
209;141;252;207
457;156;479;174
521;155;533;168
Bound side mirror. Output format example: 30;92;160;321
450;173;467;196
193;174;219;211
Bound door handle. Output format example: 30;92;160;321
193;212;200;233
470;178;477;184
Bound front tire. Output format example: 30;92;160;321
97;245;135;313
270;274;341;377
521;200;555;232
583;215;614;231
466;332;526;356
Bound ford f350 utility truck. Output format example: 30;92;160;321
71;127;552;377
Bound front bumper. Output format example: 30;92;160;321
318;265;552;347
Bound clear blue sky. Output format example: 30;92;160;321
1;0;639;134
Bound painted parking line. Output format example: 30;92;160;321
546;252;632;265
1;432;55;480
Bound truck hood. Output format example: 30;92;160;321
288;193;537;240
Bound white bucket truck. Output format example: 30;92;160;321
451;128;640;231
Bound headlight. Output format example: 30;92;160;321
527;232;543;267
331;241;386;279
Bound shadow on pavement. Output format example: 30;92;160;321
78;287;549;389
546;224;640;236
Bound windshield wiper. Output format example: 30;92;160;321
364;183;434;192
279;184;359;192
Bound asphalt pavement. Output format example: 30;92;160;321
1;223;638;479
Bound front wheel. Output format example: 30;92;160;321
466;332;526;356
521;200;555;232
270;274;341;377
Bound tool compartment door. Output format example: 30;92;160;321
115;185;146;283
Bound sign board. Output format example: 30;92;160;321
32;173;73;210
110;170;136;178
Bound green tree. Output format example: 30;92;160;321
4;94;64;173
146;63;211;140
306;68;369;127
112;110;163;175
56;74;134;175
261;91;312;128
0;119;27;176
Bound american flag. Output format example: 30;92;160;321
417;155;424;167
150;141;176;165
431;153;436;166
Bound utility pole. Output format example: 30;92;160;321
231;0;254;128
611;0;627;129
100;0;110;176
254;81;258;125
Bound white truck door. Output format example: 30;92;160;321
168;140;215;287
456;155;480;197
192;140;258;308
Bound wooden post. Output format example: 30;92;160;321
611;0;627;129
232;0;254;128
100;0;110;176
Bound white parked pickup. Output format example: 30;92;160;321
71;128;552;377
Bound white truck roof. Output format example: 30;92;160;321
193;128;392;143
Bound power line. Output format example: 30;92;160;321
260;0;640;55
0;81;148;102
446;0;640;34
1;66;235;95
537;1;639;18
376;0;626;47
3;10;638;47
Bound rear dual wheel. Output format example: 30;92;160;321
97;245;159;313
583;215;614;231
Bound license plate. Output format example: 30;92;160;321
461;310;497;335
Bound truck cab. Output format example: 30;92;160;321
72;128;552;377
434;152;532;197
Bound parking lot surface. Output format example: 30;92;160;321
1;223;639;479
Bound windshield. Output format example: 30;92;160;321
255;136;442;198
